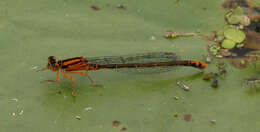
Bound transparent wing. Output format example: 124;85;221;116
86;52;179;74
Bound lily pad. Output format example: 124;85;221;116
221;39;236;49
224;27;246;43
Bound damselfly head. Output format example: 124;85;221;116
47;56;59;71
191;61;207;69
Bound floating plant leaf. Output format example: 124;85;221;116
225;6;244;24
231;6;244;16
221;39;236;49
224;27;246;43
226;15;242;24
225;7;244;20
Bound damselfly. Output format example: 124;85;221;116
38;52;207;96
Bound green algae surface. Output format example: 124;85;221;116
0;0;260;132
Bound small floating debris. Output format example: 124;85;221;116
217;62;227;75
11;113;16;116
240;60;246;65
18;110;24;115
176;81;190;91
183;113;192;122
210;119;216;124
174;96;179;100
164;32;195;39
120;127;127;131
215;36;224;43
211;73;219;88
90;5;100;11
9;98;18;102
150;36;156;40
117;4;126;9
174;112;179;118
203;72;220;87
205;56;212;63
112;120;121;127
211;78;219;88
196;29;201;33
217;62;225;69
75;115;81;120
240;15;250;26
10;109;24;116
84;107;93;111
219;68;227;75
203;72;214;81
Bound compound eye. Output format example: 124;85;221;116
48;56;57;64
51;59;56;64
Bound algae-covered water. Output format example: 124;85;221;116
1;0;260;132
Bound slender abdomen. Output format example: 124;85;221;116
95;61;206;70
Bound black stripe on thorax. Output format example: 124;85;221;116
58;59;85;69
61;57;83;63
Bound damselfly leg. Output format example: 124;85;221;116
62;72;76;96
67;71;97;86
41;71;60;83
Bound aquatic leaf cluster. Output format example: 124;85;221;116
219;7;248;49
209;7;249;58
208;6;249;58
209;45;221;55
220;26;246;49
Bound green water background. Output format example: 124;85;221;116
1;0;260;131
